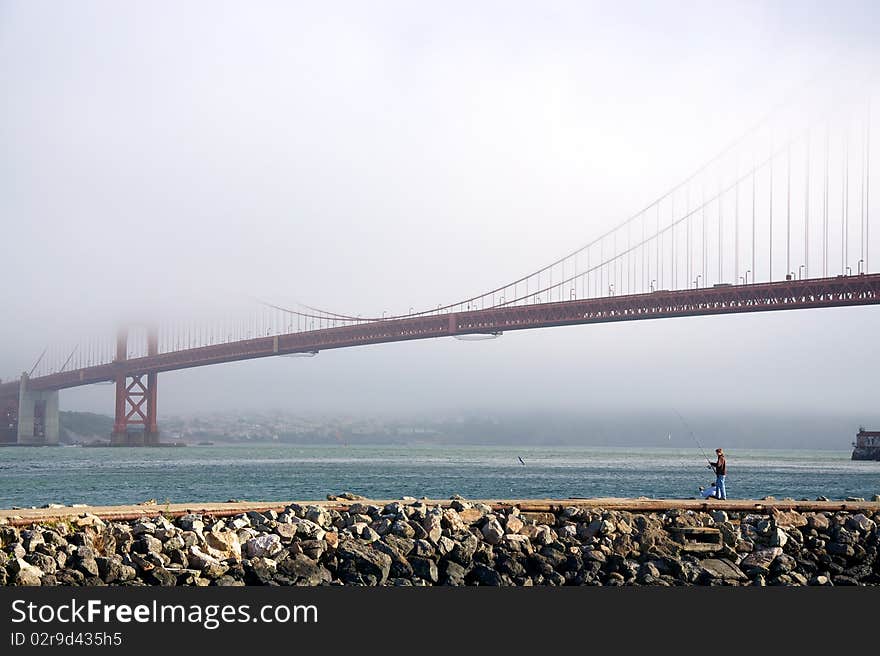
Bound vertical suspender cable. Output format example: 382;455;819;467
769;142;774;281
805;129;811;278
752;167;756;282
824;122;829;277
786;143;792;278
867;93;872;272
844;122;849;273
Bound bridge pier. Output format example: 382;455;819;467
110;327;160;446
1;396;18;444
16;373;59;445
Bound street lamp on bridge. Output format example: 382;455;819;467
799;264;805;280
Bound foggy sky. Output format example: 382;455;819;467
1;1;879;434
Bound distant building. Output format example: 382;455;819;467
851;428;880;461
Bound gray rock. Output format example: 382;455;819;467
469;563;507;586
449;533;480;566
20;530;45;553
359;526;381;543
441;560;468;586
70;548;100;577
186;546;222;571
147;567;177;586
244;534;283;559
337;539;392;584
846;514;875;533
214;575;245;586
481;519;504;544
827;542;855;558
769;528;789;548
410;556;439;583
24;553;56;575
132;536;163;555
423;513;442;544
699;559;747;581
370;518;393;536
740;547;782;570
382;534;415;557
411;539;436;558
178;515;205;533
96;556;136;583
291;518;325;540
390;520;416;539
277;554;331;585
372;541;413;579
132;521;157;536
305;506;331;528
245;556;277;584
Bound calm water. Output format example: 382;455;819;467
0;444;877;508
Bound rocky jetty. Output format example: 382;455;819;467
1;499;878;586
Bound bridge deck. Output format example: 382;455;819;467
2;272;880;399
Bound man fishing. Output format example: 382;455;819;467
708;448;727;500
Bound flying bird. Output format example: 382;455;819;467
518;457;525;466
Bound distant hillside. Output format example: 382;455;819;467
59;411;113;442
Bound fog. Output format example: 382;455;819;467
2;1;879;441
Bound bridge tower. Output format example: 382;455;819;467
16;372;59;445
111;326;160;446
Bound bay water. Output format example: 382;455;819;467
1;444;877;508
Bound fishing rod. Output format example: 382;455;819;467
673;408;713;468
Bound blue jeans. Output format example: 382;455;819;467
715;474;727;499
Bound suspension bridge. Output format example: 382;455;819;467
1;77;877;445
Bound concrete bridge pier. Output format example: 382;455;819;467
17;373;59;445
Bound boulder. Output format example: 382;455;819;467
740;547;783;570
807;514;830;531
8;558;44;586
372;541;413;579
410;556;439;583
505;516;525;535
20;530;45;553
244;534;283;559
187;546;223;571
204;530;242;561
277;554;331;585
70;548;100;577
769;528;789;548
390;520;416;539
698;559;747;582
846;514;876;533
132;535;164;555
457;508;485;524
481;519;504;545
423;513;443;544
442;509;467;533
178;515;205;533
337;540;392;584
770;509;807;529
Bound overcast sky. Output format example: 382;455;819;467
1;1;879;432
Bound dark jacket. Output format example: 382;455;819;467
711;454;727;476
